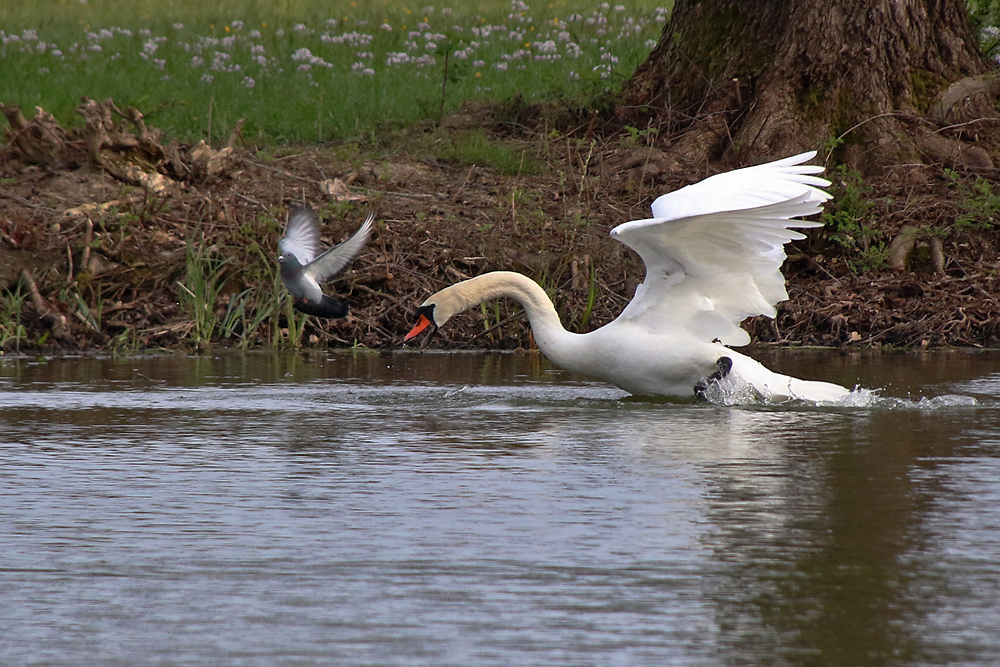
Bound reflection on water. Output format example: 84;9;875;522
1;351;1000;665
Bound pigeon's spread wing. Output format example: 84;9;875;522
279;207;322;265
303;213;375;283
609;152;830;346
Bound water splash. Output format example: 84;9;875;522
700;377;982;410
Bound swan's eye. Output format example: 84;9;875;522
414;303;435;323
404;304;437;343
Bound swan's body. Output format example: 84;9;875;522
278;207;373;318
405;152;852;403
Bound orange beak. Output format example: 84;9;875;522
404;314;433;342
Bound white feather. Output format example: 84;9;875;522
303;213;374;283
610;151;829;346
279;208;323;265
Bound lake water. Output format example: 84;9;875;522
2;350;1000;666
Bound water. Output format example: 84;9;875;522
2;350;1000;666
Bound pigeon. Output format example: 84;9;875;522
277;206;374;318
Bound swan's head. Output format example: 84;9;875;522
403;273;527;344
403;299;454;343
403;285;469;343
403;303;436;343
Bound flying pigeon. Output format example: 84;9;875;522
278;206;374;318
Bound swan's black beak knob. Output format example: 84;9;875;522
404;305;437;348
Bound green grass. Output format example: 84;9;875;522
946;168;1000;231
437;128;542;175
177;241;231;347
821;165;888;273
0;277;28;352
0;1;671;144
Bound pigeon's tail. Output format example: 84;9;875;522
293;295;350;319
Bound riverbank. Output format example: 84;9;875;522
2;101;998;353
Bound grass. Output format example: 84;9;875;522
437;128;542;175
821;165;888;273
0;277;27;352
0;0;671;144
177;240;231;347
176;219;313;350
945;168;1000;231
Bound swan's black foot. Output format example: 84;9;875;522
694;356;733;401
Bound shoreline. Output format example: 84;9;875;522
2;106;999;354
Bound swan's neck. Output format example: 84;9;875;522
438;271;575;353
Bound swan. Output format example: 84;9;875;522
404;151;852;403
278;207;374;318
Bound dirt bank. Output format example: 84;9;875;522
1;101;998;353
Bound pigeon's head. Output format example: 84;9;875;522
277;251;304;279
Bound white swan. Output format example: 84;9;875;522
404;151;852;403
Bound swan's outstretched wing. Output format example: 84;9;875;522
303;213;374;283
609;152;830;346
279;207;322;265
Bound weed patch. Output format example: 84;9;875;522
821;165;889;273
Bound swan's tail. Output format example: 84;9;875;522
721;353;852;404
777;376;852;403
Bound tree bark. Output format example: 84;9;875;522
619;0;999;171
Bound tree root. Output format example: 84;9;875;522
21;269;72;344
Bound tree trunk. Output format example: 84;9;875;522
619;0;1000;171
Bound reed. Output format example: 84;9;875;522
0;277;28;353
177;241;231;347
